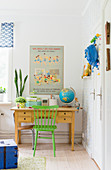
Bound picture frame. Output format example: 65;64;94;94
29;45;64;95
106;48;110;71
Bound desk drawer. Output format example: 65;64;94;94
57;117;72;123
18;111;32;117
58;112;72;117
18;117;32;123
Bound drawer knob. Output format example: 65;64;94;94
24;118;26;120
64;118;66;120
24;112;26;114
64;113;66;115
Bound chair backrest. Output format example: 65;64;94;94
32;105;59;128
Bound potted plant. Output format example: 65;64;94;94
0;87;6;102
15;96;26;108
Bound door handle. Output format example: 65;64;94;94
96;94;102;97
90;89;95;95
90;92;95;94
90;89;95;100
96;93;102;120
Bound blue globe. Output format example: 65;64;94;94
59;88;75;103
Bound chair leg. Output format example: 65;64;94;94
32;129;35;150
33;130;38;157
52;131;56;157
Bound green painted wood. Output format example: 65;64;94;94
32;105;59;109
48;109;50;128
53;109;57;126
44;109;46;128
41;110;42;128
38;137;52;139
51;109;54;127
33;130;38;157
52;131;56;157
32;105;59;157
33;125;57;131
37;109;39;128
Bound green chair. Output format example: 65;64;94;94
32;105;59;157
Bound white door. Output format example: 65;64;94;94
92;30;103;169
93;70;103;169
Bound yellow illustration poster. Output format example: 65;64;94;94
30;46;64;95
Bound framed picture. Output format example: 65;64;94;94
105;21;110;44
29;45;64;95
106;48;110;71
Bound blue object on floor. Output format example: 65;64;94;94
0;139;18;169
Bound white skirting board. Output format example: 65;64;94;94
0;131;82;144
82;140;92;158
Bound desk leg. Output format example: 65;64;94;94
71;111;75;151
18;123;21;144
15;112;18;145
69;123;71;144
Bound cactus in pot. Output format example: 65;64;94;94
14;69;28;97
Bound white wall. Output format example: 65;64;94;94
0;14;83;143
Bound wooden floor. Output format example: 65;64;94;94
18;143;98;170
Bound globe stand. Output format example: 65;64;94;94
59;99;75;108
62;105;72;108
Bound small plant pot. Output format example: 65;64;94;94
16;102;25;108
0;93;4;102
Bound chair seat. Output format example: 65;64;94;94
18;125;34;130
33;125;57;131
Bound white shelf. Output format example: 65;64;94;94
0;102;12;105
83;76;91;79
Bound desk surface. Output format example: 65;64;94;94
11;107;78;112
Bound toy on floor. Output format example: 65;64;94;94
82;63;91;78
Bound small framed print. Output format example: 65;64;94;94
106;48;110;71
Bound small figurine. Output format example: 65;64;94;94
75;97;80;110
90;33;101;44
81;63;91;78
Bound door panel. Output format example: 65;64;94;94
92;26;103;169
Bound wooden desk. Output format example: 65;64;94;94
11;107;78;151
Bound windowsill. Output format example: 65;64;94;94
0;102;12;105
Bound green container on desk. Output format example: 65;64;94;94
37;100;42;106
26;100;42;107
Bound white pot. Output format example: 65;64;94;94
0;93;4;102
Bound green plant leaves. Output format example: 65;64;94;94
19;69;22;96
14;69;28;97
14;69;19;97
21;75;28;95
15;96;26;103
0;87;6;93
